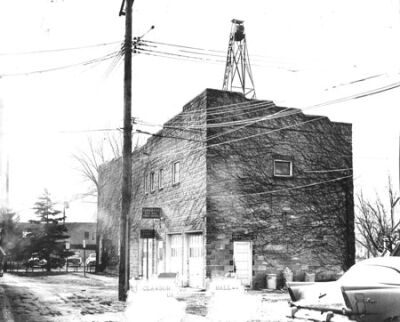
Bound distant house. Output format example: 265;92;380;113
64;222;96;258
97;89;355;288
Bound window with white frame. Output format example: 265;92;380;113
172;161;180;185
158;168;164;190
150;171;155;192
144;174;149;194
274;160;293;177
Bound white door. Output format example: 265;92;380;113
168;234;183;277
142;238;154;279
233;241;252;286
188;233;203;288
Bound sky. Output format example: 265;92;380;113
1;0;400;222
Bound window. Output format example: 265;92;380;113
144;174;149;194
150;171;155;192
172;161;180;185
84;231;89;239
158;168;164;190
274;160;292;177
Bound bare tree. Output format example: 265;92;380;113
356;178;400;257
72;132;124;196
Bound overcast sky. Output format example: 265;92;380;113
1;0;400;222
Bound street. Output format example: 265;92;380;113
0;272;294;322
0;272;125;322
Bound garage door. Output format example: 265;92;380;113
233;241;252;286
188;233;203;288
168;234;183;277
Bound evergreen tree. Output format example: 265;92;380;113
0;208;20;270
31;189;71;271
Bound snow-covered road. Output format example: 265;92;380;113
0;272;125;322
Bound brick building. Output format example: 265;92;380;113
97;89;355;288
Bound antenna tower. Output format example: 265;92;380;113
222;19;256;98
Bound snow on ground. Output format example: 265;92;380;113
1;272;125;322
0;272;294;322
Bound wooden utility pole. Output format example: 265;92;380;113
119;0;133;301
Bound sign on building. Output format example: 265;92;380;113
140;230;155;239
142;207;161;219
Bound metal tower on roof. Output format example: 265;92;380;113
222;19;256;99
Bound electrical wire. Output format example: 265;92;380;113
0;40;122;56
135;129;202;142
142;39;303;69
211;174;353;198
137;47;299;72
0;50;120;78
304;168;353;173
204;116;326;150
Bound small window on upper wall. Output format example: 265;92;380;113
274;160;293;177
150;171;155;192
144;174;149;194
172;161;180;185
158;168;164;190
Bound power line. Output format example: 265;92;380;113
0;40;122;56
212;174;354;198
304;168;353;173
142;39;303;68
137;47;300;72
0;51;120;78
135;129;202;142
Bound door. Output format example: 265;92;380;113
141;238;154;279
168;234;183;278
187;233;203;288
233;241;252;286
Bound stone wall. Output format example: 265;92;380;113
128;90;208;281
97;90;209;279
205;89;354;289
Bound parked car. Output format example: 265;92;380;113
67;255;82;267
85;253;96;267
26;257;47;268
288;257;400;322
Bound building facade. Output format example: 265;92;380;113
97;89;355;288
64;222;96;258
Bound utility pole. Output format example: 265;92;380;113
119;0;133;302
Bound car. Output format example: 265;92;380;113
26;257;47;268
85;253;96;267
288;257;400;322
67;255;82;267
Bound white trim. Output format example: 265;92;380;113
172;161;180;185
273;159;293;177
144;174;149;194
158;168;164;190
150;171;155;192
